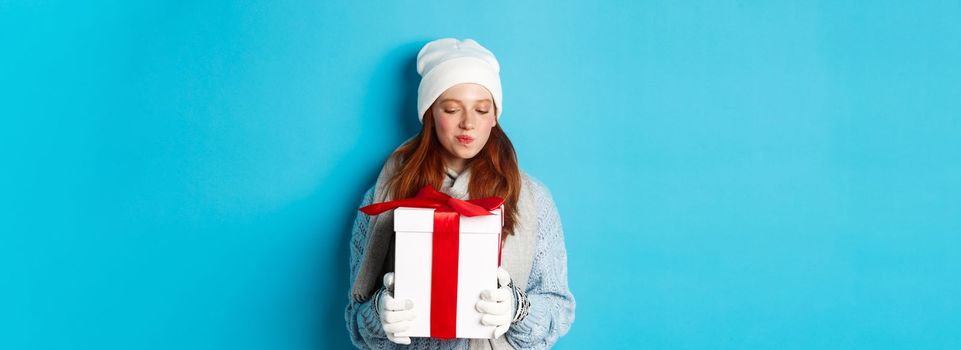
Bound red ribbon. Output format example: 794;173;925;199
359;184;504;339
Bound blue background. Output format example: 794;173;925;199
2;1;960;349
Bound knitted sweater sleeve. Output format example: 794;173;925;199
506;179;576;349
344;185;394;349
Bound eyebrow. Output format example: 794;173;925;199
439;98;493;105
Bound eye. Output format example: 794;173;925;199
444;108;460;114
476;109;489;114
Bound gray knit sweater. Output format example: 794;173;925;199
344;170;575;349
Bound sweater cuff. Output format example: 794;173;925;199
358;288;387;337
506;296;547;346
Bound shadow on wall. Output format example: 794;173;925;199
318;40;425;349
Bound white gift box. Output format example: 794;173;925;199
393;206;503;339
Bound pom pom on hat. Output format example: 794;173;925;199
416;38;503;124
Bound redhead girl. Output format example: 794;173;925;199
345;38;575;350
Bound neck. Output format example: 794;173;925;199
443;154;469;174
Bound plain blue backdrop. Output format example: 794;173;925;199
2;1;960;349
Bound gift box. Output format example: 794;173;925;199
359;185;505;339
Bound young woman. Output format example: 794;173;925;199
345;38;575;350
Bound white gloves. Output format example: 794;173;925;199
475;266;515;339
379;267;519;343
378;272;416;345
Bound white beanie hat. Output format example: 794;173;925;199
416;38;502;124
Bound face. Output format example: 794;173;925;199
431;83;497;172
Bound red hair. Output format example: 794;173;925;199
385;107;521;241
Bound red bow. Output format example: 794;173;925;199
359;184;504;217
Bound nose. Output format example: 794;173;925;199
459;113;475;130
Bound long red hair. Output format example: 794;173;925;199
385;107;521;240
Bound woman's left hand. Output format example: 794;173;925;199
475;266;514;339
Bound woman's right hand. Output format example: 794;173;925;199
379;272;416;344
